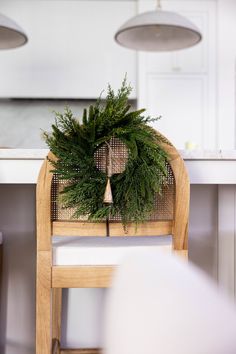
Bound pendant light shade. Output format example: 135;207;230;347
115;10;202;52
0;13;28;49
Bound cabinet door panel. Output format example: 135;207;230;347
146;75;206;149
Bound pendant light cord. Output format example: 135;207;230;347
157;0;162;10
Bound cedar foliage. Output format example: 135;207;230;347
43;78;169;225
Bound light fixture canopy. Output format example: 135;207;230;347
115;9;202;52
0;13;28;49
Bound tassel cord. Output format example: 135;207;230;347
104;141;114;178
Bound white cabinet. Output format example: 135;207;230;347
0;1;136;98
138;1;216;149
146;75;207;149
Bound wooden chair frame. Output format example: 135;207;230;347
36;137;189;354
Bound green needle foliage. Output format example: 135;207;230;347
43;78;170;225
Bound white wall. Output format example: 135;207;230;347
217;0;236;149
0;1;137;99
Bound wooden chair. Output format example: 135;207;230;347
36;133;189;354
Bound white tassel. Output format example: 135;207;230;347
103;177;113;204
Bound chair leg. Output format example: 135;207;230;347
52;338;60;354
36;251;52;354
52;288;62;353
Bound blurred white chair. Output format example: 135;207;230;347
104;250;236;354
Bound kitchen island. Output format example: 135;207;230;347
0;149;235;353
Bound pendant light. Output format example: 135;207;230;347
114;0;202;52
0;13;28;49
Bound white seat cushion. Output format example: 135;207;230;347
52;236;172;266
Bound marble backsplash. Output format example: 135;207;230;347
0;99;95;148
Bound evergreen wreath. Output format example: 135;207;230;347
43;78;169;225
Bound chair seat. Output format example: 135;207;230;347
52;236;172;266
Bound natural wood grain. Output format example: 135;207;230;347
159;139;190;250
158;137;189;250
52;288;62;346
52;220;172;237
36;251;51;354
52;221;107;237
60;349;101;354
52;266;113;288
36;158;53;251
170;155;190;250
109;220;172;237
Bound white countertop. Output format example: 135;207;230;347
0;149;236;184
180;150;236;160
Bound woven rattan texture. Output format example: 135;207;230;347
94;136;129;175
51;137;175;221
51;163;175;222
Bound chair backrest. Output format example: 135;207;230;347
36;132;189;252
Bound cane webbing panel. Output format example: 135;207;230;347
94;136;128;175
51;137;175;222
51;163;175;222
